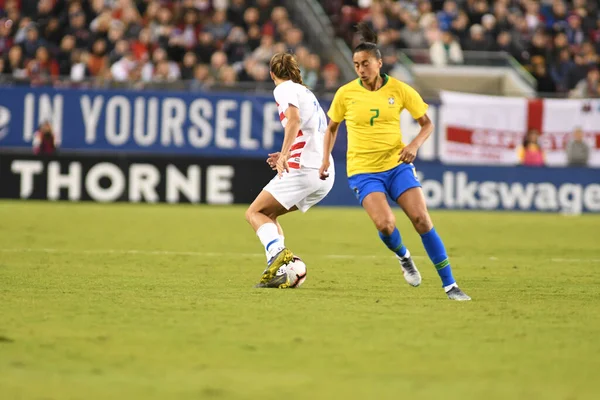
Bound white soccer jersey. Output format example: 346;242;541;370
273;80;332;169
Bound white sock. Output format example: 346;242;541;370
444;283;458;293
264;235;285;261
257;223;285;259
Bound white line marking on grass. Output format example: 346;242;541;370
0;248;422;260
2;248;600;263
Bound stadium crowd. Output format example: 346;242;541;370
321;0;600;97
1;1;600;97
0;0;341;91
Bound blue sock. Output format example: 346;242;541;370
420;227;456;287
378;228;407;257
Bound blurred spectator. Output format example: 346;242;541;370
302;54;320;88
494;31;524;63
531;57;557;94
179;9;200;49
321;62;341;91
527;30;552;65
437;0;458;32
70;50;90;82
195;32;217;64
131;28;153;62
570;67;600;98
26;46;59;84
518;129;545;166
65;4;91;49
209;50;228;81
252;35;276;64
0;18;13;54
88;38;109;77
565;14;585;47
430;29;464;66
567;53;590;90
110;51;137;82
550;48;575;92
219;65;237;87
19;23;44;59
401;17;428;49
3;45;27;79
205;9;233;42
566;127;590;167
464;24;493;52
227;0;247;27
223;26;249;64
32;121;57;155
142;47;180;82
190;63;213;91
57;35;76;76
450;10;470;44
181;51;197;80
481;14;497;43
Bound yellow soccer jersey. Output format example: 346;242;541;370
328;74;429;177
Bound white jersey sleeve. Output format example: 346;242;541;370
273;83;300;114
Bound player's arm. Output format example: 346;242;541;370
320;120;340;180
320;88;345;179
324;119;341;156
399;84;434;164
275;105;301;176
399;114;434;163
280;105;301;157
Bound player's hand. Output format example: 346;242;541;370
399;143;418;164
266;152;280;170
276;156;289;178
319;159;330;180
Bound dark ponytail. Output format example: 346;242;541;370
353;21;382;59
270;52;305;85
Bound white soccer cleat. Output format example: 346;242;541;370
397;254;422;287
446;286;471;301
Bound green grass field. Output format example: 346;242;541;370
1;200;599;400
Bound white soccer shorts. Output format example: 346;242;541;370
264;167;334;212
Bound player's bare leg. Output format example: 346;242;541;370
245;190;295;286
398;188;471;301
362;192;422;287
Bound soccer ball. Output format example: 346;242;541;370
286;256;307;288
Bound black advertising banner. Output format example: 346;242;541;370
0;152;275;204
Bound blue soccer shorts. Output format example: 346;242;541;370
347;163;421;205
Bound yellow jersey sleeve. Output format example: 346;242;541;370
401;82;429;120
327;86;346;123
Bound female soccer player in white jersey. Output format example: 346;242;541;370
319;23;470;301
245;52;334;288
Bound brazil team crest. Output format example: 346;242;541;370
388;97;395;105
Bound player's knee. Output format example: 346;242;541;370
375;216;396;235
411;212;432;234
244;207;256;224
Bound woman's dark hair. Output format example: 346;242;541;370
353;22;382;59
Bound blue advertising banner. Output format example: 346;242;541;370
321;162;600;213
0;86;347;158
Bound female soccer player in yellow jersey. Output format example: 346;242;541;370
319;23;470;301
